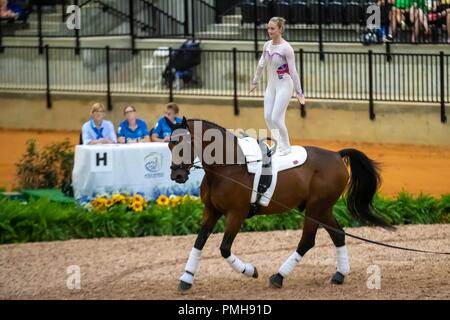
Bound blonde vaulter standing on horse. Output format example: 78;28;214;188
249;17;306;156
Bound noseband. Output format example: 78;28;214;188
170;163;194;175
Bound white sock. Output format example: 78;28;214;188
336;245;350;275
226;254;255;277
278;251;302;277
179;247;201;284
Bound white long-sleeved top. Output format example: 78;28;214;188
252;40;304;96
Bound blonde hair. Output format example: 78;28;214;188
90;102;106;114
166;102;179;114
269;16;286;35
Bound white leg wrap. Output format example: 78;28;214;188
278;251;302;278
179;247;202;284
226;254;255;277
336;245;350;275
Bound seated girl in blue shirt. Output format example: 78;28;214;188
151;102;182;142
117;105;150;143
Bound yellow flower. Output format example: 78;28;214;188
170;196;183;207
91;200;107;212
126;196;135;207
96;197;107;205
91;199;99;207
132;201;144;212
106;199;114;208
133;194;145;204
156;195;170;206
112;194;125;204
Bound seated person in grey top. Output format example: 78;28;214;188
81;102;117;145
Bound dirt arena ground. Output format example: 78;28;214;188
0;130;449;300
0;224;449;300
1;129;450;197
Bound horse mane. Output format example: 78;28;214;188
187;118;245;163
188;119;239;142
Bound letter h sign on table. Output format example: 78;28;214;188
90;150;113;172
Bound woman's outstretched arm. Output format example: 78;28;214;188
285;44;304;96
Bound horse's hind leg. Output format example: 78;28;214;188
269;213;319;289
220;211;258;279
178;206;221;291
322;212;350;285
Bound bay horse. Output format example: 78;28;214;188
168;118;390;291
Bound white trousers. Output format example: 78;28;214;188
264;74;294;152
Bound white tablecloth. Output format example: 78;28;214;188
72;142;204;201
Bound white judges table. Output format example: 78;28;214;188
72;142;204;201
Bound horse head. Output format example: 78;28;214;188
169;117;195;184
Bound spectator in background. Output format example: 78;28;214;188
151;102;182;142
0;0;17;18
81;102;117;145
375;0;392;42
410;0;429;42
117;105;150;143
387;0;413;41
436;0;450;43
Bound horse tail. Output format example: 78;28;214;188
339;148;393;230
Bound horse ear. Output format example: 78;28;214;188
181;116;187;128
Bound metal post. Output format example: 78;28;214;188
215;6;220;24
191;0;195;39
38;3;43;54
169;47;174;102
74;0;80;55
0;15;3;54
129;0;136;54
184;0;189;37
61;0;66;23
106;46;113;111
368;50;375;120
299;49;306;118
254;0;258;59
385;41;391;63
440;51;447;123
318;1;324;61
45;45;52;109
233;48;239;115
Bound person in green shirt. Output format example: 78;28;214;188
388;0;413;41
410;0;429;42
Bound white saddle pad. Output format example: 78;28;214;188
237;137;263;173
271;146;307;172
237;137;307;206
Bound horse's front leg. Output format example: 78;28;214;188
220;212;259;279
178;206;221;291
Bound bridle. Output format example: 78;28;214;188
169;126;204;177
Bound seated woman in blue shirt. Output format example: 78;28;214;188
151;102;182;142
81;102;117;145
117;105;150;143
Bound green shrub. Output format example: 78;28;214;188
0;193;448;244
15;139;74;189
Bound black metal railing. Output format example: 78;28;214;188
135;0;185;38
2;0;449;52
0;46;448;122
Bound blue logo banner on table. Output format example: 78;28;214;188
72;143;204;203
